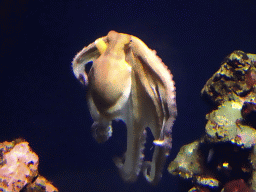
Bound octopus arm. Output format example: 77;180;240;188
116;35;177;183
130;35;177;149
72;36;116;143
72;36;108;86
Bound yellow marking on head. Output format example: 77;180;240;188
95;38;107;54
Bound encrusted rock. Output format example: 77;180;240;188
169;51;256;191
201;50;256;106
0;139;58;192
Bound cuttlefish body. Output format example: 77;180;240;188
72;31;177;184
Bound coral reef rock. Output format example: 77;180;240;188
169;51;256;191
0;139;58;192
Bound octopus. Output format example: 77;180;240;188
72;31;177;184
